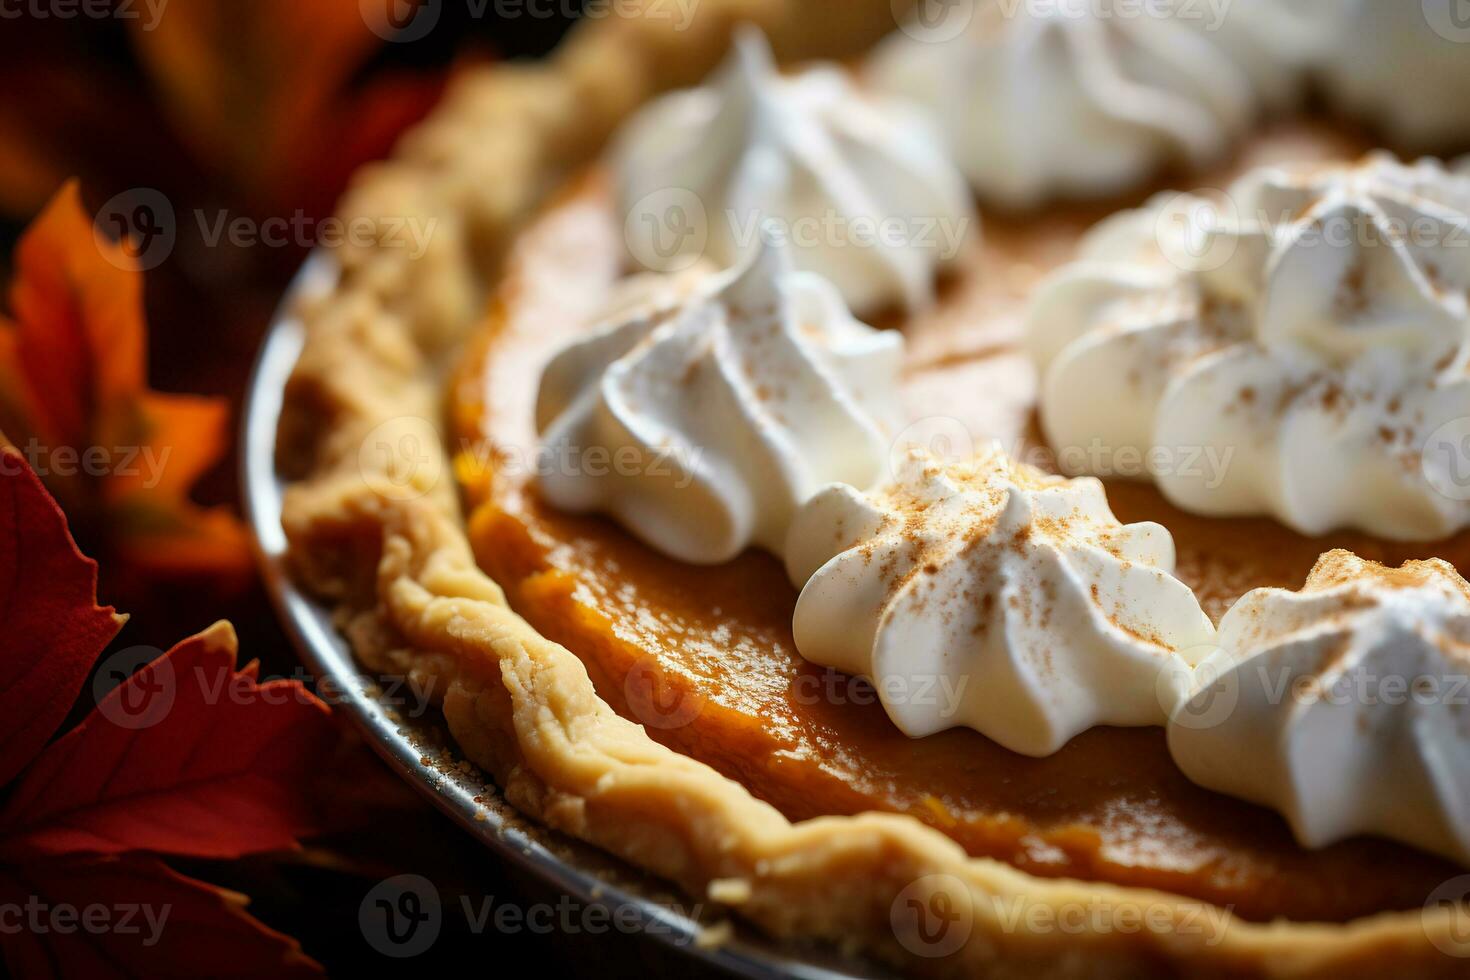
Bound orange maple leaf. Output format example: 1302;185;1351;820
0;181;250;582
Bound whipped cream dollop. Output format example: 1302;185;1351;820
614;28;973;313
1029;153;1470;540
1169;550;1470;866
1320;0;1470;150
536;234;904;565
785;446;1216;756
867;0;1297;206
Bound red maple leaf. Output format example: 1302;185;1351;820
0;453;332;976
0;855;321;980
0;621;334;861
0;448;124;788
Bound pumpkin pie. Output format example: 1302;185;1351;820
278;1;1470;975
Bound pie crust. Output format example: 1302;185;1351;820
276;2;1467;974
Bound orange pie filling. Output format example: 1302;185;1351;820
452;159;1468;924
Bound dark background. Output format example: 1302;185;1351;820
0;4;719;976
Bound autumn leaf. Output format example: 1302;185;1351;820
0;621;334;862
130;0;447;215
0;7;445;219
0;448;124;788
0;855;321;979
0;463;332;975
0;181;251;582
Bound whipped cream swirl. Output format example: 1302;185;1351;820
785;446;1216;756
1029;153;1470;540
536;235;904;565
1169;550;1470;866
868;0;1282;206
614;28;972;313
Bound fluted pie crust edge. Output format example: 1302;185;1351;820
274;3;1462;975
